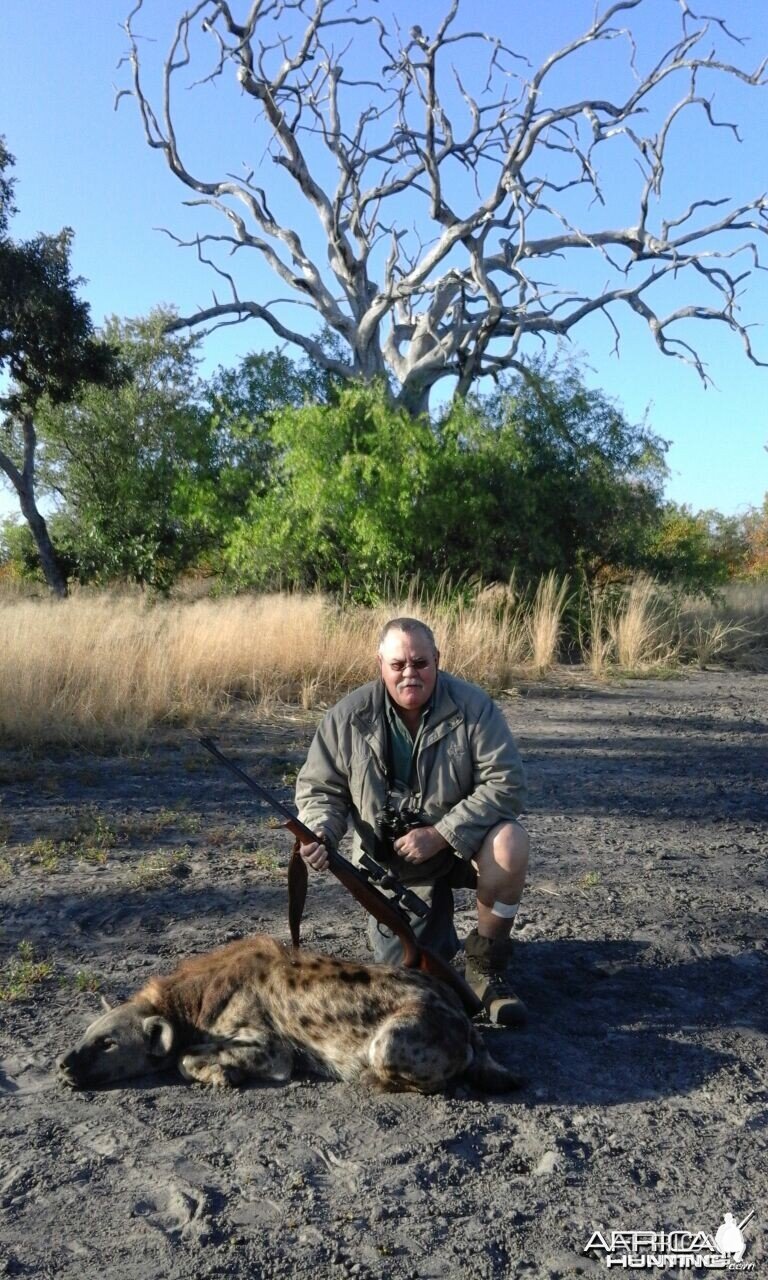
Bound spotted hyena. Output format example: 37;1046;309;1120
58;935;518;1095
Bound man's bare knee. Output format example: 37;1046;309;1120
477;821;529;876
475;821;529;903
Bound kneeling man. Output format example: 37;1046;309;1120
296;617;530;1025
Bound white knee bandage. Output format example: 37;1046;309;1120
490;901;519;920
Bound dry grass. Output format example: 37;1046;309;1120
0;593;356;746
527;573;570;674
677;581;768;668
581;589;615;677
0;576;764;748
581;577;681;673
607;577;680;671
0;588;541;746
580;577;768;673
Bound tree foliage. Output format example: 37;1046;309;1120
222;364;669;597
637;501;768;590
426;365;667;585
36;311;212;589
4;306;759;597
640;503;727;593
0;138;124;596
189;348;338;548
31;324;338;590
0;228;119;417
742;498;768;579
224;383;438;595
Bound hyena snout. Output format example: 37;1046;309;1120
57;1005;177;1088
57;1048;89;1088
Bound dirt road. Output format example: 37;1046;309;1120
1;670;766;1278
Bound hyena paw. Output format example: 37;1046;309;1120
180;1056;232;1088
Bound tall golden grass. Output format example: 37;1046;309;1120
0;577;764;746
581;577;768;673
582;576;679;673
0;583;566;746
527;573;570;673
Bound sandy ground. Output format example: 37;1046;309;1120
0;670;766;1279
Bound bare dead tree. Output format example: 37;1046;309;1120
120;0;768;415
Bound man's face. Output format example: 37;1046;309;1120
377;629;439;715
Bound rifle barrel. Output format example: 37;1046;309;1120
199;736;315;839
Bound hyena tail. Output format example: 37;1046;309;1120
463;1027;523;1093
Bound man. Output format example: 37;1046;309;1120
296;617;529;1025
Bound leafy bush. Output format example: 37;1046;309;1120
223;363;669;598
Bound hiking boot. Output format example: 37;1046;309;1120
464;928;528;1027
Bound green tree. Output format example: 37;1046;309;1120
702;510;752;581
0;139;123;596
0;515;42;583
36;311;210;589
421;363;668;585
641;504;728;593
37;330;333;589
185;349;337;555
742;497;768;579
224;383;437;595
224;363;668;596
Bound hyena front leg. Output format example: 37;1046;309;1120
179;1031;293;1088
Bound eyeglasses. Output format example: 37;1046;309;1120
384;657;434;672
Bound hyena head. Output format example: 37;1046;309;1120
58;1001;176;1088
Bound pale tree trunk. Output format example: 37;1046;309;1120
0;414;68;599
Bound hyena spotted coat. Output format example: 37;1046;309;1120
58;935;517;1095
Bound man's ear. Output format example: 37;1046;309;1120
376;653;384;675
142;1016;175;1058
434;649;440;670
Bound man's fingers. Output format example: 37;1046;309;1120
394;839;417;862
394;826;447;863
300;839;329;872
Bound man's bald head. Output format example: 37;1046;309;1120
377;617;437;654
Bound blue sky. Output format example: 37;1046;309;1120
1;0;767;520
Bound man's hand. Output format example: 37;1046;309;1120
300;833;330;872
394;825;449;864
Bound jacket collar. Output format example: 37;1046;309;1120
420;673;464;748
351;673;462;760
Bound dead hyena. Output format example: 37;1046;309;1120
58;935;518;1095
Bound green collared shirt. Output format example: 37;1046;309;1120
385;691;433;790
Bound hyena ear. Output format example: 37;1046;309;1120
142;1016;175;1058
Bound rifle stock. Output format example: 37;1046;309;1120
198;736;482;1016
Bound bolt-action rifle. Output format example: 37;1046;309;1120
199;737;482;1017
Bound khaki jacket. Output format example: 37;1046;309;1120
295;672;527;882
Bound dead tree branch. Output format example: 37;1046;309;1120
120;0;768;413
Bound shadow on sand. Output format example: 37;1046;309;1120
502;937;766;1107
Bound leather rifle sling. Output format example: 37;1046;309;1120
288;839;308;948
287;833;419;968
